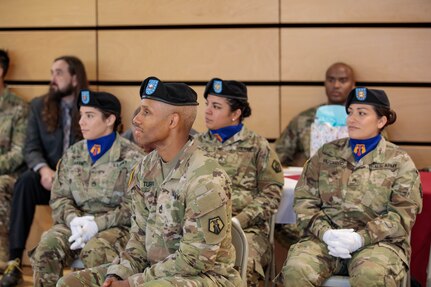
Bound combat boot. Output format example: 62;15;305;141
0;258;23;287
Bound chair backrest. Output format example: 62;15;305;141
70;258;85;271
231;218;249;280
322;275;351;287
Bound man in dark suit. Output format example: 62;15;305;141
0;56;88;287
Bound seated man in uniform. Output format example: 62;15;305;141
275;62;355;167
58;76;243;287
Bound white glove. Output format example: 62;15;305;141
80;219;98;243
69;234;85;250
323;229;354;245
68;215;96;250
327;245;352;259
70;215;95;228
69;224;85;250
323;229;363;257
329;231;363;253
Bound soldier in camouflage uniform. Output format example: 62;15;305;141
29;90;143;287
196;78;283;286
0;50;29;268
275;62;355;167
277;88;423;287
58;77;243;287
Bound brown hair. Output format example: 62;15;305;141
42;56;88;137
100;109;123;133
373;105;397;131
225;98;252;123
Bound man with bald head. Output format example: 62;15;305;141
275;62;355;167
58;76;243;287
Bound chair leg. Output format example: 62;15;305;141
264;242;276;287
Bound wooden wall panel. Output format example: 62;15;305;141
23;206;53;266
98;0;279;26
10;84;99;104
280;86;327;133
98;29;279;81
0;31;97;81
0;0;96;27
99;86;142;132
281;28;431;83
9;85;48;103
281;0;431;23
401;146;431;170
384;87;431;142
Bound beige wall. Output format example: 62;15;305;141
1;0;430;168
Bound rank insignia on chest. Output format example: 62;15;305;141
213;133;223;142
208;216;224;235
90;144;101;156
353;144;366;156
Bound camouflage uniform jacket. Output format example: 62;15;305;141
0;87;28;175
50;134;143;231
275;105;322;167
295;137;423;264
107;138;242;286
197;126;283;236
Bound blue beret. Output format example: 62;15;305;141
345;87;390;112
78;89;121;115
204;78;247;100
139;76;198;106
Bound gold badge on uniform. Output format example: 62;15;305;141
90;144;101;156
353;144;366;156
208;216;224;235
272;160;282;173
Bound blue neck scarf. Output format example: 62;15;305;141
210;124;243;143
87;132;116;163
350;134;381;162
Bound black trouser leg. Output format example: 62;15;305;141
8;170;51;261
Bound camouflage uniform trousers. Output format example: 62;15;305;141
58;263;237;287
245;231;272;287
29;224;129;287
0;175;16;263
279;237;406;287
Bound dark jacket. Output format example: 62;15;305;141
24;95;79;170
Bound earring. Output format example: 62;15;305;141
232;118;235;121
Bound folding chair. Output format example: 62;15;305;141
231;218;249;281
322;251;410;287
70;258;85;271
264;213;276;287
322;273;408;287
322;276;351;287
